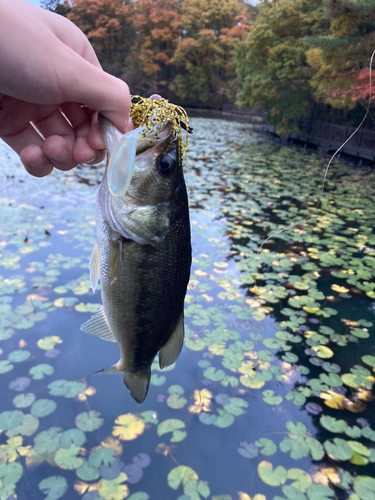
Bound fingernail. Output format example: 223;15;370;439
87;155;99;165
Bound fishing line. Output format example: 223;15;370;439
247;49;375;308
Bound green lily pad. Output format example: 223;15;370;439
47;379;86;398
258;460;287;486
150;374;166;386
324;438;353;461
29;363;54;380
353;476;375;500
12;392;35;408
39;476;68;500
55;444;84;470
214;409;235;428
0;410;23;431
262;390;282;405
255;438;277;456
0;461;23;488
8;350;31;363
306;483;334;500
59;428;86;449
6;413;39;437
157;419;186;442
33;427;62;455
320;415;348;433
31;399;57;417
75;411;104;432
280;436;309;460
0;360;14;373
362;355;375;368
76;461;100;481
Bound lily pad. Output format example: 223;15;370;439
29;364;54;380
157;419;186;442
112;414;145;441
31;399;57;417
39;476;68;500
258;461;287;486
12;392;35;408
75;411;104;432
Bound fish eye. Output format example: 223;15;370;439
157;154;175;176
159;157;171;171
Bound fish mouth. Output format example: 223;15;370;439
102;118;173;199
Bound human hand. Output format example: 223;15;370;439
0;0;132;177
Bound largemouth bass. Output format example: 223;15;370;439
81;97;192;403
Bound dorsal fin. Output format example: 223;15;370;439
159;312;185;369
80;306;116;342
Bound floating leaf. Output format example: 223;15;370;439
29;364;54;380
7;413;39;437
39;476;68;500
8;350;31;362
33;427;62;455
311;346;334;359
76;461;100;481
55;444;84;470
255;438;277;456
353;476;375;500
112;414;145;441
324;438;353;461
37;336;63;350
97;472;129;500
31;399;57;417
238;441;258;459
306;483;334;500
0;410;23;431
76;411;104;432
122;463;143;484
258;461;287;486
0;360;14;373
262;390;282;405
320;415;348;433
167;465;198;489
89;447;116;468
59;428;86;449
157;419;186;442
12;392;35;408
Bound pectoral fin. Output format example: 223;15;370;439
89;241;100;292
123;371;151;404
159;313;185;369
80;306;116;342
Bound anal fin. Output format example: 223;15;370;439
159;312;185;369
89;241;100;292
123;371;151;404
80;306;116;342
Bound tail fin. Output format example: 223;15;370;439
123;371;151;404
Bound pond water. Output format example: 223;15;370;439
0;118;375;500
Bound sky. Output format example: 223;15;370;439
24;0;42;6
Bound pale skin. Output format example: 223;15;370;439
0;0;133;177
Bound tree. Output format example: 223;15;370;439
306;0;375;110
236;0;324;133
132;0;181;99
172;0;250;108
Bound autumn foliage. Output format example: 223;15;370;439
45;0;375;128
46;0;251;109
